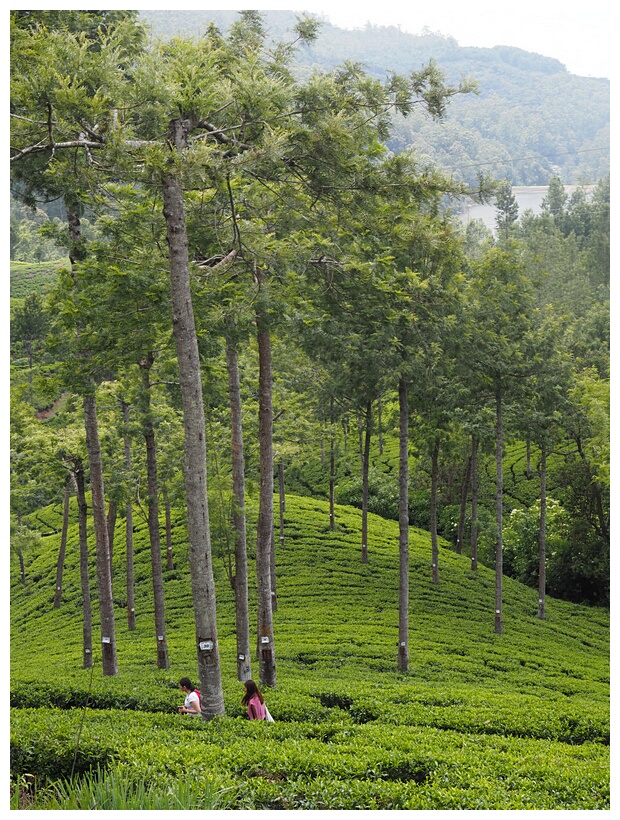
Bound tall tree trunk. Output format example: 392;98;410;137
278;456;285;550
456;456;472;555
526;435;532;479
53;481;71;609
225;336;251;682
470;435;479;572
106;499;117;577
17;511;26;585
537;440;547;620
83;393;118;676
164;489;174;570
122;401;136;630
397;379;409;672
66;203;93;665
140;355;169;670
255;268;276;688
494;387;504;635
430;438;440;585
361;400;372;564
329;397;336;531
73;465;93;668
162;147;224;717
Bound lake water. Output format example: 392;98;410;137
458;186;592;232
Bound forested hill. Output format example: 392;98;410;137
140;10;609;188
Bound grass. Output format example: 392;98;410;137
10;493;610;809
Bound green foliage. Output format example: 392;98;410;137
13;766;220;810
10;493;609;809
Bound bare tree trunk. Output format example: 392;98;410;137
164;489;174;570
494;387;503;635
139;354;169;670
255;269;276;688
122;401;136;630
431;438;440;585
537;441;547;620
226;336;251;682
361;400;372;564
397;379;409;672
526;435;532;479
278;456;285;550
162;140;224;717
73;465;93;668
329;397;335;531
83;393;118;676
106;499;117;577
456;456;472;555
470;435;479;572
17;513;26;585
53;481;71;609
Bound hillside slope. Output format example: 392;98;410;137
10;494;609;809
139;9;609;187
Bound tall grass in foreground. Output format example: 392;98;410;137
11;766;222;810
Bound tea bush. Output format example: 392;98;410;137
10;493;609;809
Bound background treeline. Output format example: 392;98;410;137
141;9;610;187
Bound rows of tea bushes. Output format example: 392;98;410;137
11;494;609;809
10;707;609;809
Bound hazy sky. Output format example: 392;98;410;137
146;0;610;79
10;1;611;78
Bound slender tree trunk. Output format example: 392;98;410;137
164;489;174;570
106;499;117;577
470;435;479;572
270;528;278;613
83;393;118;676
162;132;224;717
278;457;285;549
73;465;93;668
122;401;136;630
17;513;26;585
140;355;169;670
255;268;276;688
494;387;504;635
53;481;71;609
329;397;335;531
66;204;93;665
431;438;440;584
537;441;547;620
456;456;472;555
526;435;532;479
397;379;409;672
226;336;251;682
361;400;372;564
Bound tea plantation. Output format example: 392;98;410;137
10;494;609;809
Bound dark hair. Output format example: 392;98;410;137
179;677;194;691
241;679;264;705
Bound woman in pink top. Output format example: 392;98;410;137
241;679;267;720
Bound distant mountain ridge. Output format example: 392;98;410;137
140;9;609;187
